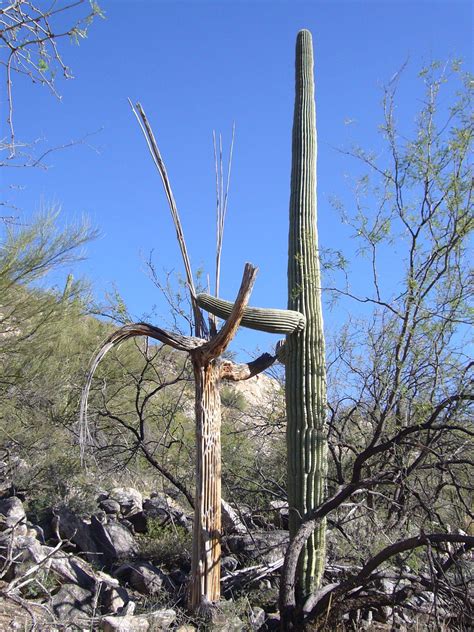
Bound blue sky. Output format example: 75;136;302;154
4;0;472;354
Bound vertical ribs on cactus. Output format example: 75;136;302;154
196;30;327;598
286;29;327;597
196;293;305;334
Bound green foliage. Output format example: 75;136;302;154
324;59;473;578
138;520;192;571
0;211;104;512
220;386;247;412
221;382;287;516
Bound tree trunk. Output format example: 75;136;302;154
188;358;222;609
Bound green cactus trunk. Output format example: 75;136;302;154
286;29;327;598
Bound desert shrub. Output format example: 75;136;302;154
138;519;192;572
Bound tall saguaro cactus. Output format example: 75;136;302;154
196;29;327;598
286;29;327;596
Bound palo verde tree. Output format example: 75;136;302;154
0;0;104;170
279;59;473;630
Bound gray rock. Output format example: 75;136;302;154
0;529;132;617
225;530;288;565
210;610;245;631
54;507;102;563
0;534;42;581
27;523;45;543
100;583;131;615
102;615;149;632
110;487;143;517
99;499;121;515
150;609;176;628
269;500;289;529
249;607;266;630
264;613;280;631
115;561;171;596
143;494;191;531
101;609;176;631
51;583;93;621
105;521;139;559
90;515;139;564
221;556;239;574
126;511;147;533
0;497;27;535
221;499;247;535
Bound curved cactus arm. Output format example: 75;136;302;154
197;293;305;334
79;322;205;459
196;263;258;361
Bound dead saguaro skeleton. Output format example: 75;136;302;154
79;104;301;610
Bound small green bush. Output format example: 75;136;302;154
138;519;192;571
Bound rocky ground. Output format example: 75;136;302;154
0;488;466;630
0;487;289;631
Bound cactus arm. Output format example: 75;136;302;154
196;293;305;334
286;29;327;597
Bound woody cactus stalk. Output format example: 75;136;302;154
80;102;288;613
286;29;327;597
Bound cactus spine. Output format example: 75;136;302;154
286;29;327;597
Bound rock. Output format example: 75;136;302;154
0;533;43;581
210;610;245;631
221;499;247;535
90;515;139;564
0;497;27;535
0;528;132;615
120;602;136;616
101;583;131;615
264;613;281;631
170;568;187;585
104;520;139;560
221;556;239;574
99;499;121;515
54;507;102;563
126;511;147;533
51;583;93;621
249;607;266;630
115;561;171;596
143;494;191;531
28;523;45;543
150;609;176;628
120;518;136;534
101;609;176;631
102;615;149;632
269;500;289;529
227;372;280;411
110;488;143;517
225;530;288;565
